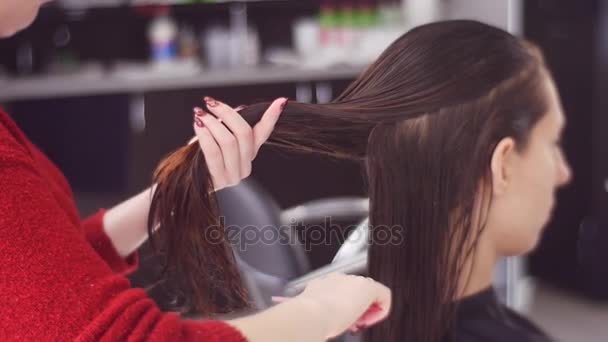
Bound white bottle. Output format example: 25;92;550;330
148;9;178;64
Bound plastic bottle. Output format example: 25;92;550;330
148;7;178;64
339;0;356;48
319;0;339;48
354;0;377;31
178;24;198;61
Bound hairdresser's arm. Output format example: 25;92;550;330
100;185;156;257
229;273;392;342
101;98;287;258
230;297;329;341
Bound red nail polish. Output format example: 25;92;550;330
368;303;383;312
280;98;289;111
194;116;204;128
204;96;219;107
194;107;206;116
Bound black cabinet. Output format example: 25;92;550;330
6;95;132;193
525;0;608;300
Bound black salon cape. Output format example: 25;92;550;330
445;287;555;342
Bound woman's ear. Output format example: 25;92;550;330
490;137;516;196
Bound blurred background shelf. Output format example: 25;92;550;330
0;64;365;101
58;0;291;9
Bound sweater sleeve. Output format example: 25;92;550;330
0;132;248;342
82;209;139;275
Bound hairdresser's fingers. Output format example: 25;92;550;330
193;117;228;188
252;97;288;157
194;108;242;186
202;97;255;177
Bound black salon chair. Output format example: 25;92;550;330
216;178;369;309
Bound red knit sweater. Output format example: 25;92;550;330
0;110;248;342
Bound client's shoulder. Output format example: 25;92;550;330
447;304;555;342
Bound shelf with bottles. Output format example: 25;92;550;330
131;0;290;4
0;63;365;102
283;0;412;69
56;0;291;10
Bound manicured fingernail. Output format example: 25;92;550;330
271;296;289;303
193;107;206;116
280;98;289;111
188;136;198;145
204;96;219;108
368;303;382;312
194;116;204;128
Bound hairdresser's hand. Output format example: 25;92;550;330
292;273;392;338
191;97;287;192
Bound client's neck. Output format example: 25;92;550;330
456;239;498;299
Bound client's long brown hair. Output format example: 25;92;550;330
148;20;550;339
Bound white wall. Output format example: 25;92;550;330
444;0;523;34
404;0;523;35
